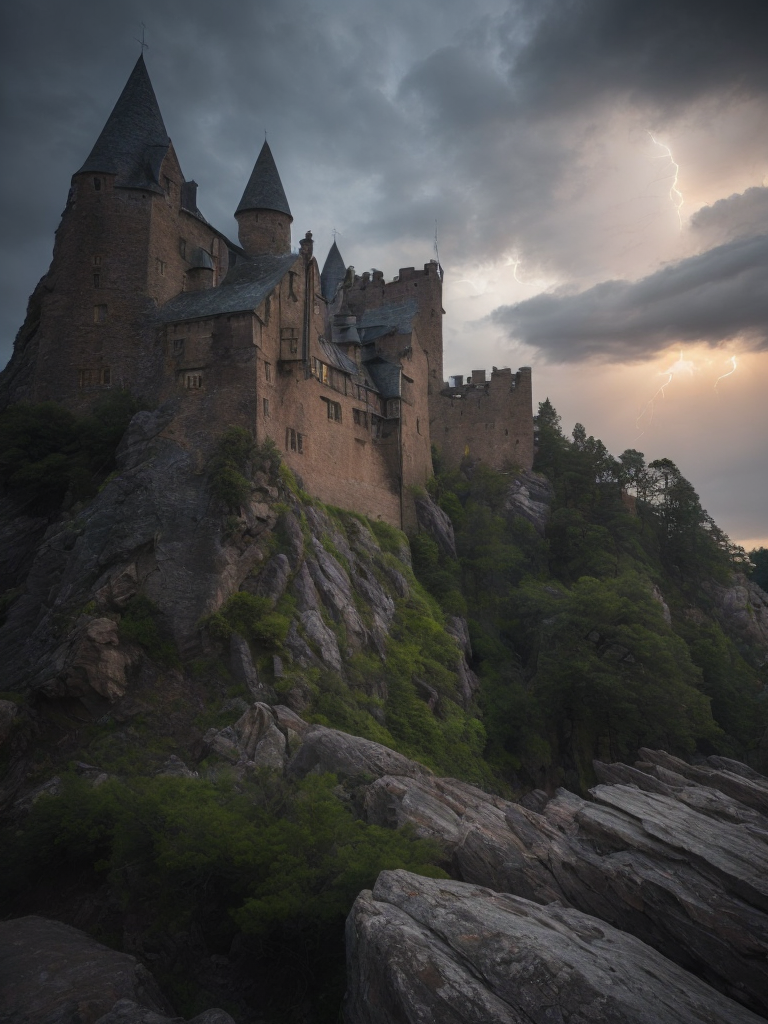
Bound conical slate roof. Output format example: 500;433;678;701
320;240;346;301
236;141;291;217
76;55;170;192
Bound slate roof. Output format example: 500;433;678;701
364;356;401;399
236;141;292;217
318;337;358;375
320;241;346;301
76;56;171;193
159;252;299;323
357;299;419;338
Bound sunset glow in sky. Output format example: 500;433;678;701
2;0;766;546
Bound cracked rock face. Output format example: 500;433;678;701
344;870;763;1024
360;752;768;1016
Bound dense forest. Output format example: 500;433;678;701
0;394;766;1022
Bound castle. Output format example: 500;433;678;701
0;56;533;530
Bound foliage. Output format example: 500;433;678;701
118;595;180;667
208;427;255;511
203;591;290;650
414;400;767;786
0;771;445;1020
0;390;144;512
749;547;768;593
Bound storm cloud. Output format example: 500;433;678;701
491;231;768;361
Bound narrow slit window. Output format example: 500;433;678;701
263;398;270;418
265;361;272;382
93;273;101;288
94;304;107;323
93;177;101;191
297;433;304;454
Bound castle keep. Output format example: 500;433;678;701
0;56;533;529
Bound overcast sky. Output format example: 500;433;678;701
2;0;766;547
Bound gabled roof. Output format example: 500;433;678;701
76;55;171;193
364;355;402;399
159;252;299;323
320;241;346;301
236;141;292;217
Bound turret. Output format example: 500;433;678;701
235;141;292;256
321;240;346;302
74;54;170;193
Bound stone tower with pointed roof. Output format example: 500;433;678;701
236;141;293;257
1;55;533;528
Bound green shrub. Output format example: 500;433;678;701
209;427;255;511
203;592;289;651
119;596;180;667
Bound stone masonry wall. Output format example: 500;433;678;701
432;366;534;473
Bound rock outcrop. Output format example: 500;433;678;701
503;468;553;535
0;915;173;1024
345;870;762;1024
362;752;768;1014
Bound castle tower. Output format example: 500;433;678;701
0;55;229;411
320;240;347;302
235;141;293;256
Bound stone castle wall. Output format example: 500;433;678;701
432;366;534;473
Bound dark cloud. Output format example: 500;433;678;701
690;186;768;244
491;233;768;361
505;0;768;112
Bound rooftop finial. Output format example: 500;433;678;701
134;22;148;55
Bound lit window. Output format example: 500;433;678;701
93;304;107;323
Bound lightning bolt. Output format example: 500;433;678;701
647;131;684;230
714;355;737;390
504;253;524;284
635;349;694;439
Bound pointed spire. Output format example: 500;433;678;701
321;240;347;301
76;55;170;190
236;140;291;217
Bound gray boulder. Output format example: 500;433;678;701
288;725;431;782
0;916;172;1024
344;870;762;1024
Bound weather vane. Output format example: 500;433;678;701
135;22;148;55
332;228;337;241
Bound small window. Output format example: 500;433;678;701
263;398;270;418
417;417;421;434
157;259;166;276
321;397;342;422
371;415;382;439
93;177;101;191
93;304;107;323
353;408;368;428
164;176;172;193
185;373;203;389
179;238;187;259
173;338;185;355
93;273;101;288
78;367;110;388
297;433;304;454
264;361;272;382
93;255;102;266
